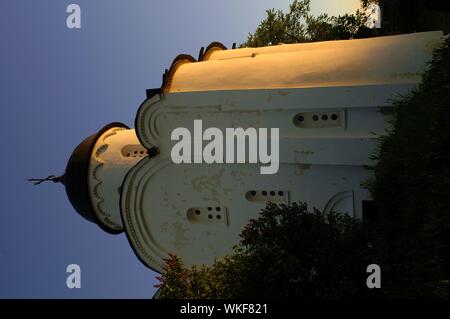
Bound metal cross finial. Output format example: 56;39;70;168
28;175;64;185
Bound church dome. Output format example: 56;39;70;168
63;122;129;234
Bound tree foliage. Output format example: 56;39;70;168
241;0;370;47
379;0;450;34
369;36;450;298
156;203;375;299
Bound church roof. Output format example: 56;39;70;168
161;31;444;93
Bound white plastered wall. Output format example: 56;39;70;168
88;127;146;232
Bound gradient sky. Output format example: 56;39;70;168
0;0;361;298
312;0;361;16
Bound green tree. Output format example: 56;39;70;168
379;0;450;34
369;36;450;298
156;203;375;299
241;0;370;47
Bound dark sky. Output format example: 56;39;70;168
0;0;358;298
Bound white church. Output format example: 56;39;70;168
34;31;445;273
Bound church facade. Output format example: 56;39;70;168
47;31;444;272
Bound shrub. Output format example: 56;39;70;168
370;36;450;298
156;202;375;299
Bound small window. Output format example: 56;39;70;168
121;145;148;158
293;110;345;128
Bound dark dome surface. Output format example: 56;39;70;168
63;122;129;234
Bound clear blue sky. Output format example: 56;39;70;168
0;0;360;298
